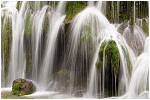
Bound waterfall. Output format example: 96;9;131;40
97;1;106;15
38;1;66;91
85;6;136;98
120;37;149;99
1;1;149;99
4;1;27;87
122;23;146;56
64;6;110;94
88;1;94;6
1;43;5;87
31;5;49;83
97;1;102;11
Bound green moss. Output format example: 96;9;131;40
24;90;30;95
24;11;31;38
56;69;70;85
98;40;107;61
1;4;6;8
96;40;107;70
12;83;22;95
16;1;22;11
12;80;35;96
57;69;69;77
96;40;119;75
96;60;103;71
142;19;149;36
65;1;87;21
24;11;32;77
129;18;134;26
1;17;12;82
105;40;119;74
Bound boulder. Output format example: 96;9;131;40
12;78;36;96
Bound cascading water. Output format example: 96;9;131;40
1;1;149;99
1;44;5;87
31;5;49;83
2;1;27;87
85;2;136;98
38;1;66;90
63;5;112;94
120;36;149;99
122;24;146;56
87;28;136;98
96;1;106;15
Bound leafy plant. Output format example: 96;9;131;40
1;94;10;99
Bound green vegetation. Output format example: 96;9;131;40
106;40;119;74
1;4;6;8
56;69;70;85
16;1;22;11
1;94;10;99
57;69;70;78
65;1;87;21
96;40;107;71
12;82;22;95
142;19;149;36
96;60;103;71
12;79;36;96
96;40;119;75
24;11;31;38
1;17;12;82
24;11;32;77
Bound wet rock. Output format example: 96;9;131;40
117;20;128;34
74;90;85;97
12;78;36;96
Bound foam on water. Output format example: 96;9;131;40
23;91;58;97
1;88;12;92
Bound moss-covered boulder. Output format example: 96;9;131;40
96;40;120;96
12;78;36;96
96;40;119;75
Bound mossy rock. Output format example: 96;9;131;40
16;1;22;11
65;1;87;21
12;78;36;96
96;40;120;96
96;40;119;75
